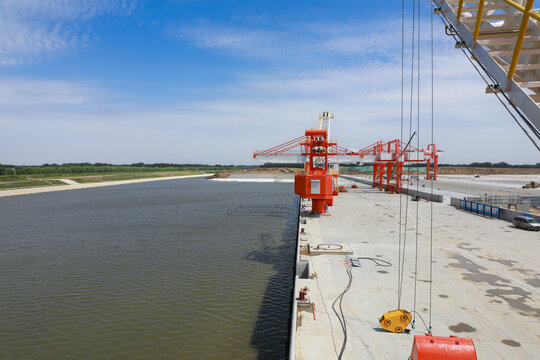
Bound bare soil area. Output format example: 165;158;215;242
208;168;298;179
437;167;540;175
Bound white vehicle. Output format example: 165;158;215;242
513;216;540;232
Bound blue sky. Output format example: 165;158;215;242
0;0;537;165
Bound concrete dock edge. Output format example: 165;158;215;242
288;197;308;360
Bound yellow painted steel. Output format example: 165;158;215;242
379;309;412;333
501;0;540;22
457;0;464;20
473;0;486;42
508;0;536;81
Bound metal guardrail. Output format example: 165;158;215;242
460;199;501;218
466;196;540;208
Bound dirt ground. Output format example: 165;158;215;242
208;168;298;178
238;166;540;176
437;166;540;175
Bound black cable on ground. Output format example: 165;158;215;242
332;263;353;360
353;257;392;267
333;256;392;359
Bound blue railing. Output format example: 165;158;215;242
460;199;500;218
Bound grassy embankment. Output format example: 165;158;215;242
0;164;246;190
0;171;209;190
0;178;67;189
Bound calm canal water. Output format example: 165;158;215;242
0;178;298;359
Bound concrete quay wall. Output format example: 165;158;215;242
289;199;313;360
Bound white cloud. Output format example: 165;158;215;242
0;12;537;164
0;0;135;65
172;19;408;62
1;52;536;165
0;78;101;107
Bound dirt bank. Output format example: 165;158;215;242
437;167;540;175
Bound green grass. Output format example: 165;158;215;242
72;171;204;183
0;171;206;190
0;179;67;190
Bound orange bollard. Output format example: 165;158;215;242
411;334;477;360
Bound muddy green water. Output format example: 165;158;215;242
0;178;298;359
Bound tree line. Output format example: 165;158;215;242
0;161;537;176
437;162;540;168
0;163;255;176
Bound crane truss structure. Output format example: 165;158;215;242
355;139;442;193
255;127;360;213
253;134;363;167
431;0;540;149
254;134;442;195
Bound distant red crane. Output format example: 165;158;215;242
355;138;442;193
253;113;442;213
254;123;360;214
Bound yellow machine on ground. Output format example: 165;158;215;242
379;309;412;333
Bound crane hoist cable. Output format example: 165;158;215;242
397;0;405;310
428;0;434;333
392;0;430;335
397;0;417;311
413;0;421;330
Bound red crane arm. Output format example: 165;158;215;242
253;135;306;158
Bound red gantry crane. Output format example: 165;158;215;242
253;113;442;213
253;112;361;214
356;138;442;193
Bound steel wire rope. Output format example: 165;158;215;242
411;310;430;333
412;0;421;329
428;0;434;334
398;0;405;310
398;0;417;309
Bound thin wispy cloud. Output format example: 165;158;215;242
0;0;135;65
0;78;100;107
1;51;532;164
171;19;407;62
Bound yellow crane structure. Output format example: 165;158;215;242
431;0;540;150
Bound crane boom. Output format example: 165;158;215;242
431;0;540;149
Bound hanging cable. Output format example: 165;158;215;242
398;0;405;311
398;0;417;309
428;0;435;335
412;0;421;329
